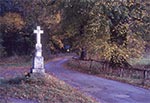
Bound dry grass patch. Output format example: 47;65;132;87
0;74;98;103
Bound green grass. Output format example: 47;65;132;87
0;62;31;67
0;56;31;67
129;55;150;65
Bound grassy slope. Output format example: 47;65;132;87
0;74;97;103
0;56;98;103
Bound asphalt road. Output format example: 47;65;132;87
45;56;150;103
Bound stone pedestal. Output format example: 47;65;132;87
32;56;45;73
31;44;45;74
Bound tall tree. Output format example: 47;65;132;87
14;0;63;55
62;0;148;67
0;12;25;56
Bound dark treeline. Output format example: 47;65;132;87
0;0;33;57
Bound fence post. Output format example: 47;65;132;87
120;68;123;77
77;60;81;68
142;70;147;85
89;60;93;69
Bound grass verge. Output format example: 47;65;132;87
0;74;98;103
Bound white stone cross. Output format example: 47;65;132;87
34;26;43;44
31;26;45;74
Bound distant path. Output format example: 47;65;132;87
45;56;150;103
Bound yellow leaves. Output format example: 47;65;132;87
41;11;61;27
52;35;64;49
86;33;145;63
127;34;145;58
55;12;61;23
1;12;25;31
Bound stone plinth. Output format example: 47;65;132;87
32;56;45;73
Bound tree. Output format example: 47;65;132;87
13;0;64;55
0;32;6;58
0;12;26;56
1;0;149;65
61;0;95;55
0;0;63;56
62;0;148;68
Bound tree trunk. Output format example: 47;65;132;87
80;48;87;60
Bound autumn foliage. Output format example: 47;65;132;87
0;0;149;67
1;12;25;31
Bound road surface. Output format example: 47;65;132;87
45;56;150;103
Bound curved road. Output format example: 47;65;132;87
45;56;150;103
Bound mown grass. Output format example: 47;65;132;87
129;53;150;66
129;58;150;67
0;56;31;67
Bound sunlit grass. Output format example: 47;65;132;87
129;57;150;66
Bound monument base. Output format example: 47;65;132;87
31;56;45;74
